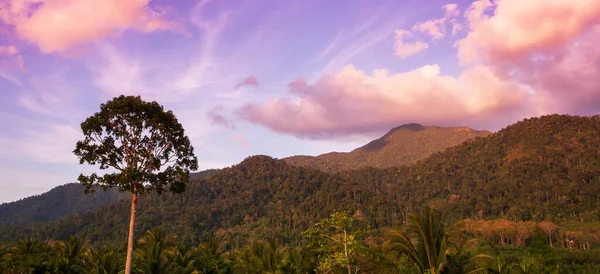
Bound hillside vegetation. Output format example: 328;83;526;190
1;114;599;248
0;183;127;227
2;114;600;272
0;169;218;228
284;123;491;173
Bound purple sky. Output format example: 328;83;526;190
1;0;600;203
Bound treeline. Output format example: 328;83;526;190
2;209;600;273
1;115;600;248
462;219;600;249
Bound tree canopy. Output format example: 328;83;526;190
73;95;198;195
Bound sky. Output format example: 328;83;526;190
0;0;600;203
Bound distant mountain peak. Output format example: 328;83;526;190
284;123;491;173
389;123;426;132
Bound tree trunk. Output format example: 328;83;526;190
125;193;138;274
344;230;351;274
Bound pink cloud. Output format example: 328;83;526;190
0;0;188;53
394;3;462;58
229;133;251;149
0;45;18;55
457;0;600;65
0;44;25;71
412;3;461;40
455;0;600;115
234;75;259;89
237;64;529;138
463;0;494;30
207;106;235;129
515;27;600;114
443;3;463;35
442;3;460;17
412;18;446;40
236;1;600;139
394;30;429;58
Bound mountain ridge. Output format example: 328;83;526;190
284;123;492;172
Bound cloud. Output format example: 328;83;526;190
0;0;188;53
457;0;600;65
412;4;461;40
234;75;259;89
442;3;463;35
515;27;600;115
412;18;446;40
207;106;235;129
394;30;429;58
0;44;25;71
229;133;251;149
236;0;600;140
394;3;461;58
455;0;600;115
463;0;494;30
237;64;528;139
0;45;18;55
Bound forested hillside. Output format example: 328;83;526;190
0;183;127;227
284;123;491;173
1;114;599;248
2;114;600;272
0;168;218;228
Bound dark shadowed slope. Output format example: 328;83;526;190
0;169;219;227
0;183;128;227
284;123;491;172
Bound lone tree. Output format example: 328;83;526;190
73;95;198;274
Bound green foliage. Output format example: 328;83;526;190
88;245;125;274
383;207;493;274
4;114;600;248
303;211;374;273
53;236;90;273
73;95;198;274
0;215;600;273
193;236;232;273
73;95;198;195
134;228;175;274
3;114;600;272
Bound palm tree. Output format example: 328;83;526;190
169;244;196;274
383;207;490;274
485;256;513;274
235;240;286;274
14;237;42;255
193;236;232;273
383;207;448;273
7;237;54;273
54;236;90;274
513;256;539;274
443;239;492;274
280;248;311;274
134;228;175;274
88;246;124;274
